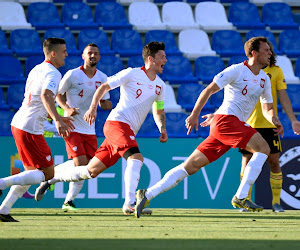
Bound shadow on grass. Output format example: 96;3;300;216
0;239;300;250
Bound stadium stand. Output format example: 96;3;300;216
194;56;225;84
0;110;15;136
127;56;144;68
227;55;248;66
128;2;167;32
136;113;160;138
178;29;217;60
95;2;132;30
10;29;43;57
78;29;115;56
97;56;124;77
62;2;98;30
111;29;143;57
195;2;234;31
0;30;12;56
212;30;245;57
0;56;26;85
164;84;183;113
19;0;52;3
278;112;298;139
25;55;44;77
279;30;300;58
108;87;120;108
0;87;9;110
27;2;65;30
162;2;199;32
7;83;25;111
210;89;224;109
145;30;182;56
59;56;84;76
285;84;300;112
276;55;300;84
295;57;300;78
95;110;110;137
0;2;32;30
228;2;266;30
262;2;299;30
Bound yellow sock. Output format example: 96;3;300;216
241;174;253;200
270;172;282;205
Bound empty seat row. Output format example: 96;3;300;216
0;2;298;32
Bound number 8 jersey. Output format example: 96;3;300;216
106;66;165;135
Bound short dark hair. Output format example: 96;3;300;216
244;36;269;58
142;41;165;62
43;37;66;55
84;43;98;50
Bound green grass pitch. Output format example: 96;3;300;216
1;208;300;250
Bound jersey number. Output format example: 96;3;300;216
136;89;142;99
242;85;248;95
273;140;282;151
78;89;83;98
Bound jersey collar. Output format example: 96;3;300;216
141;66;156;81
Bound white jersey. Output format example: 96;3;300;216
58;66;110;135
107;66;165;135
11;61;62;135
214;61;273;122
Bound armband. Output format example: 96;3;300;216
153;100;164;110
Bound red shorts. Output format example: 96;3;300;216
11;126;54;169
197;114;257;163
94;120;139;168
64;132;98;160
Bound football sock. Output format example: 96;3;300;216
240;174;253;199
54;160;75;173
0;185;30;215
270;171;282;205
236;152;268;199
124;159;143;204
146;164;189;201
48;166;91;185
64;180;85;204
0;170;45;190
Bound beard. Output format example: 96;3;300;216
88;60;97;67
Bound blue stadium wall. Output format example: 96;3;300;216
0;137;299;210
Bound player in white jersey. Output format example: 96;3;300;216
48;43;112;211
134;37;284;218
0;38;74;222
35;42;168;215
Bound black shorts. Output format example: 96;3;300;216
239;128;282;155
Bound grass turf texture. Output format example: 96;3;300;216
1;208;300;249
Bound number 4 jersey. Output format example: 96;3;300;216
106;66;165;135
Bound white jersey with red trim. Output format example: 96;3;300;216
58;66;110;135
11;61;62;135
213;61;273;122
107;67;165;135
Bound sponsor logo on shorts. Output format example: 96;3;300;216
73;146;77;152
46;155;52;161
130;136;135;140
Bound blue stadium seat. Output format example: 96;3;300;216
78;29;114;56
177;83;214;112
227;55;248;66
154;0;183;2
111;29;143;57
229;2;265;30
212;30;245;57
62;2;98;30
25;55;44;77
161;55;198;85
136;113;161;138
27;2;65;30
0;30;12;55
166;112;198;138
59;56;84;76
87;0;116;2
219;0;249;3
53;0;83;2
0;56;25;85
246;30;282;55
0;87;9;110
295;57;300;78
97;56;124;77
194;56;225;84
145;30;181;56
127;56;144;68
44;29;80;56
278;112;297;139
210;89;224;109
95;109;110;137
262;3;299;30
187;0;216;2
279;30;300;58
7;83;25;111
10;29;43;57
95;2;132;30
286;85;300;113
0;110;15;136
108;87;120;108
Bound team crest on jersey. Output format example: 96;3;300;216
95;81;101;89
155;85;161;95
260;78;265;88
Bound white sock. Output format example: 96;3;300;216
124;159;143;204
235;152;268;199
0;185;30;215
64;180;84;204
54;160;75;173
48;166;92;185
146;164;189;201
0;170;45;190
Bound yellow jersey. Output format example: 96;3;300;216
246;65;286;128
